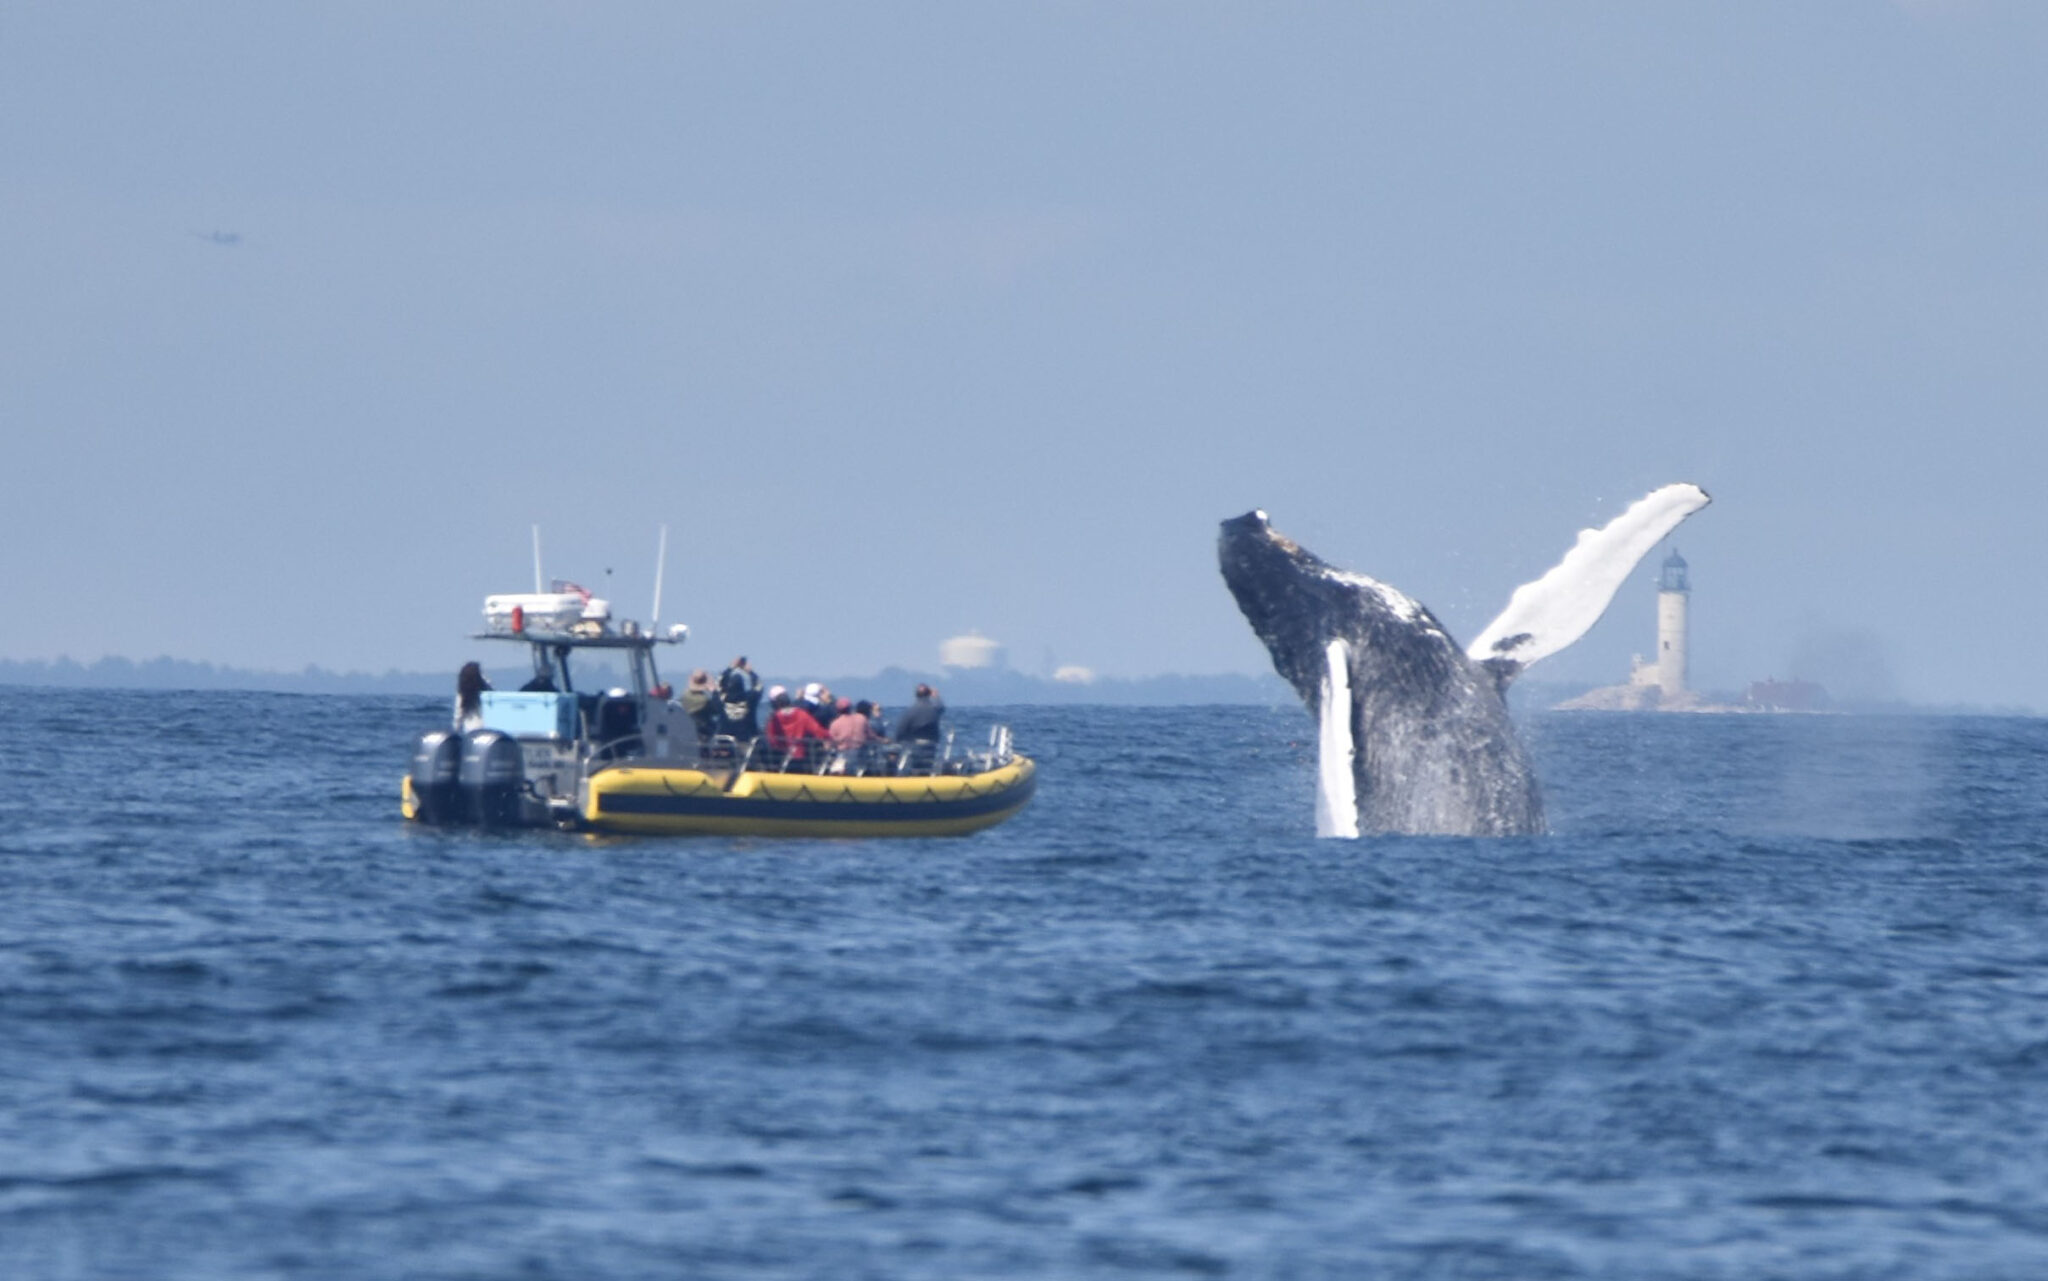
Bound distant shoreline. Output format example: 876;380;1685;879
3;658;2033;716
0;655;1296;707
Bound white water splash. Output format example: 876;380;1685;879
1316;639;1359;838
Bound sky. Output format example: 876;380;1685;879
4;2;2046;709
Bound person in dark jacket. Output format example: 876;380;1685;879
893;684;944;741
893;683;944;770
714;657;763;743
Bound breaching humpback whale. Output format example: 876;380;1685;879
1219;484;1710;837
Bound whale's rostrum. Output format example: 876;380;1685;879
1219;484;1710;837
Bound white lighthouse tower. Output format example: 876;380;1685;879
1655;549;1690;699
1559;545;1714;712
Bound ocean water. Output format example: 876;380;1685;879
4;689;2048;1280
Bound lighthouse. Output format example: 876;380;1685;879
1656;549;1690;699
1557;546;1716;712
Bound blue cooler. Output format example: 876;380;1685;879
479;692;578;741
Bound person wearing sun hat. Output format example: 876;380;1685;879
681;669;719;746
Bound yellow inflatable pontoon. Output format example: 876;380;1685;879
580;756;1036;837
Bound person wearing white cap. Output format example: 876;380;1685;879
766;685;830;771
798;682;838;727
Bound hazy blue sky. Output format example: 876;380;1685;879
5;3;2045;708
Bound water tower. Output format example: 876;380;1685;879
1656;549;1690;699
939;631;1005;671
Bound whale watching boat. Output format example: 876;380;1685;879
401;584;1035;836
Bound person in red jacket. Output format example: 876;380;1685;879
764;685;830;770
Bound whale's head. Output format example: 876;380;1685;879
1217;510;1292;591
1218;510;1358;708
1220;507;1482;712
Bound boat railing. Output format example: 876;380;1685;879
663;724;1018;778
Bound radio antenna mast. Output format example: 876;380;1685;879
651;524;668;627
532;525;544;593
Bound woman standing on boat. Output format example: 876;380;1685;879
455;662;490;732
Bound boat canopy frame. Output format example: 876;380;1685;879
471;626;684;700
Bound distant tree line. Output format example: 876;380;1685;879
0;655;1294;706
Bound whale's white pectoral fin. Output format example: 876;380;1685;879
1315;638;1360;838
1465;482;1711;683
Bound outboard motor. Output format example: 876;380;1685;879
458;730;527;827
408;730;463;823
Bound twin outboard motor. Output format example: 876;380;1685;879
410;729;533;827
408;730;463;823
458;730;528;827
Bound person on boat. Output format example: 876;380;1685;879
826;696;874;773
714;658;763;743
894;683;945;771
861;700;890;760
455;661;490;732
681;669;720;748
765;686;830;770
894;684;944;741
799;682;837;727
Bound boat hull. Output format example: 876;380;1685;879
403;756;1037;837
581;757;1036;837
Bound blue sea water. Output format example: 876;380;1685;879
4;689;2048;1280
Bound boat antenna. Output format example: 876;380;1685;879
651;524;668;627
532;525;544;593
